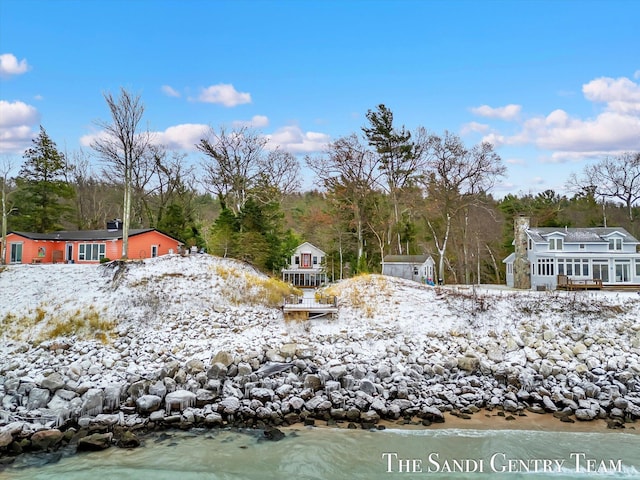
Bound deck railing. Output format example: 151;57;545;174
556;275;603;290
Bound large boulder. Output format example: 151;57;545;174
30;429;63;451
77;432;113;452
41;372;66;392
27;387;51;410
212;351;234;367
165;390;196;412
81;388;104;416
136;395;162;414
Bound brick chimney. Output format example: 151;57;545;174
513;215;531;289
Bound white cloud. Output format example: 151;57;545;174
161;85;181;97
266;125;330;154
481;132;507;148
197;84;251;107
79;130;111;148
0;53;30;78
470;104;521;121
0;100;39;128
523;110;640;154
460;121;490;135
480;75;640;160
80;123;211;152
634;70;640;80
80;122;329;155
232;115;269;128
153;123;210;150
582;76;640;114
0;100;40;153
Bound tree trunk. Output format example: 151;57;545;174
122;168;131;259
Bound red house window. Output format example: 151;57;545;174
301;253;312;268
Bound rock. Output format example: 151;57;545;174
237;362;252;376
219;397;240;414
421;406;445;423
305;396;331;411
328;365;348;380
212;351;234;367
185;359;205;374
149;410;165;422
116;430;140;448
149;381;167;398
575;408;598;421
165;390;196;412
81;389;105;416
136;395;162;413
279;344;298;359
77;432;113;452
359;379;376;395
304;374;323;391
486;347;504;362
27;387;51;410
457;356;479;372
539;360;554;378
613;397;628;409
127;380;147;400
289;396;305;410
0;429;14;449
542;396;558;413
250;388;274;403
93;414;120;427
503;399;519;412
360;410;380;423
263;427;285;441
30;429;64;451
41;372;66;392
265;349;285;363
206;363;228;379
195;389;217;406
204;412;223;426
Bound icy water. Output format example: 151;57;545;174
2;427;639;479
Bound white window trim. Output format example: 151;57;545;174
78;243;106;261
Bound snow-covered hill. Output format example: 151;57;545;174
1;254;639;365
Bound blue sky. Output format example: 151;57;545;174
1;0;639;197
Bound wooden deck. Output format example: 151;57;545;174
282;294;338;320
602;284;640;291
556;275;602;290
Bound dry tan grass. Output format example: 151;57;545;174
322;274;390;318
212;264;300;307
0;304;116;344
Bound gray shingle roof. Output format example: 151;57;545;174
527;227;639;244
382;255;432;263
11;229;164;241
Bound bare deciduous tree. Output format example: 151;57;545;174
569;152;640;222
423;132;505;283
91;88;151;258
197;126;300;215
306;134;381;270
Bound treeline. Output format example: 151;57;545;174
2;92;639;283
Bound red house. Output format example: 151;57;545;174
2;228;183;264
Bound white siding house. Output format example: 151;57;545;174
282;242;327;288
504;220;640;290
382;255;436;283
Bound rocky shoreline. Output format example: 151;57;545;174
2;329;639;465
1;257;640;466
